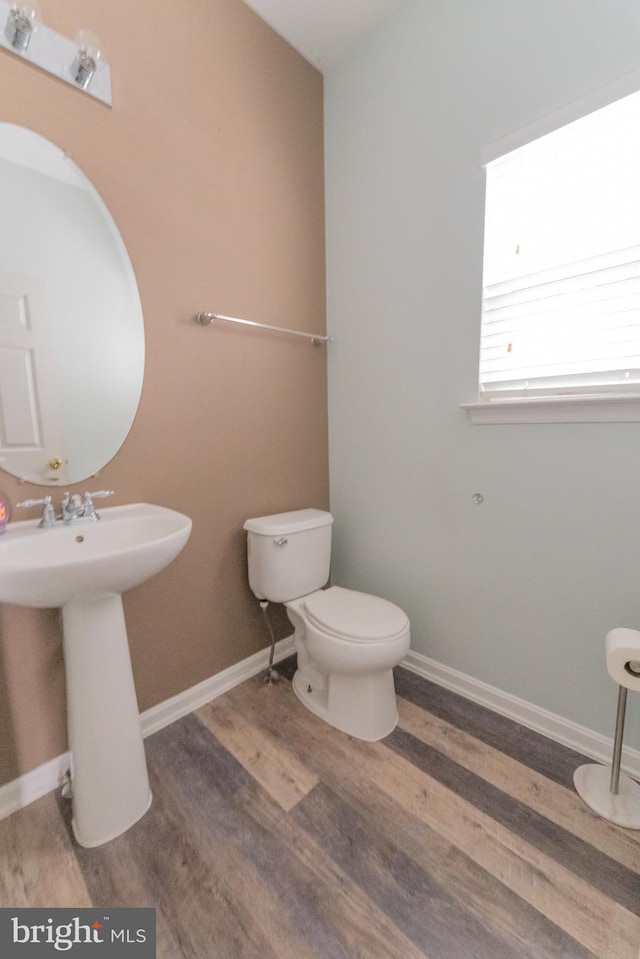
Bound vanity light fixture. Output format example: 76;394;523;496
3;1;41;52
0;0;111;105
71;29;102;90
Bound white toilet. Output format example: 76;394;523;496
243;508;411;741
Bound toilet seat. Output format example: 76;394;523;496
303;586;409;643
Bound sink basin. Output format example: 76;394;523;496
0;502;191;607
0;502;192;848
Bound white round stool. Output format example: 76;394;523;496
573;629;640;829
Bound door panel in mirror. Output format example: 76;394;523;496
0;269;69;483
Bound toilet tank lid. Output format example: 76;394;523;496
243;508;333;536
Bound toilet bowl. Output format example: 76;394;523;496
286;586;410;740
243;508;411;741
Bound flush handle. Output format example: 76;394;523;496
273;537;288;547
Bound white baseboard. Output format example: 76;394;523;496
0;752;72;824
0;635;296;823
4;640;634;823
402;649;640;780
140;634;296;737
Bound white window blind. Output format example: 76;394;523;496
480;87;640;400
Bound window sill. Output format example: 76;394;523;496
461;394;640;424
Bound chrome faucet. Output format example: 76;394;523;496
61;490;114;523
17;490;114;527
61;491;83;523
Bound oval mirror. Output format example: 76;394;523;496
0;123;144;486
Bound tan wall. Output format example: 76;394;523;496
0;0;327;785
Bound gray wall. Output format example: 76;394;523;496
325;0;640;740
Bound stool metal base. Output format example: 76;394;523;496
573;763;640;829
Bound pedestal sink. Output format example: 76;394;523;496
0;503;192;847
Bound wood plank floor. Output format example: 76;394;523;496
1;659;639;958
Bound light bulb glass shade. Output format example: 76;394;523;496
9;1;42;24
5;1;42;51
71;29;104;89
76;29;103;65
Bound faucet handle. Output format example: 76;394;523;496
84;490;114;500
16;496;52;509
82;489;114;520
16;496;56;528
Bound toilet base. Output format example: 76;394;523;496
292;662;399;741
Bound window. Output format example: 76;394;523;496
466;85;640;423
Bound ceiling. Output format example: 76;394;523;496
243;0;406;72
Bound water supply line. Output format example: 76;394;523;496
260;601;280;685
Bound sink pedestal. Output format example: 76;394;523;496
0;503;192;846
62;594;152;847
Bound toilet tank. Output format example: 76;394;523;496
243;509;333;603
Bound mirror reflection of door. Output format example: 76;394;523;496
0;124;145;487
0;270;69;484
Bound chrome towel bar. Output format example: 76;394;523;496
196;311;332;346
